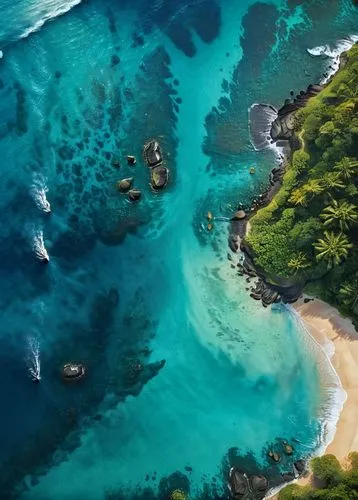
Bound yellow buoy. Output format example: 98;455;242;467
207;211;213;221
249;166;256;174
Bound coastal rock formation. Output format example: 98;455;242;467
62;363;85;381
151;165;169;190
144;140;163;167
117;177;133;192
249;475;269;497
228;468;249;497
293;459;306;476
270;84;323;142
128;189;142;202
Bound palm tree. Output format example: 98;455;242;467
339;280;358;311
288;252;310;275
289;188;307;206
314;231;353;268
334;157;358;180
322;172;344;190
305;179;324;196
320;199;358;231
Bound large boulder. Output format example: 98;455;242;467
62;363;85;381
250;475;269;494
282;440;294;455
151;165;169;190
144;140;163;167
231;210;246;221
117;177;133;192
293;459;306;475
229;468;249;497
128;189;142;202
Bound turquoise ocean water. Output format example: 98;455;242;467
0;0;357;498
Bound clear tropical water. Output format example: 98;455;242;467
0;0;356;498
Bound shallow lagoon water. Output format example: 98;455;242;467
0;0;356;498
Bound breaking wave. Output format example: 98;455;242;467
307;34;358;84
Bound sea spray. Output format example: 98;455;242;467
30;224;50;263
25;335;41;382
248;103;285;159
30;173;51;214
307;35;358;84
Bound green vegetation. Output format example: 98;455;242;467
278;453;358;499
246;44;358;327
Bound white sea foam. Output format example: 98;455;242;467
30;173;51;214
265;306;347;499
19;0;82;41
31;225;50;262
248;103;286;160
307;35;358;84
25;335;41;381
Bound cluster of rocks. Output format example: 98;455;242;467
115;140;168;202
268;440;295;464
270;84;323;142
144;140;169;190
115;155;142;202
228;469;268;499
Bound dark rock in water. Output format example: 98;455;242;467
128;189;141;202
250;475;269;494
281;471;295;482
55;71;62;79
144;140;163;167
62;363;85;381
229;234;239;253
282;440;294;455
127;155;136;165
293;459;306;475
229;468;249;497
268;450;281;463
151;166;169;190
231;210;246;221
117;177;133;192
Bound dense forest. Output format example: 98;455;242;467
246;44;358;326
279;453;358;499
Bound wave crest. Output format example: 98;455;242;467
30;173;51;214
307;35;358;84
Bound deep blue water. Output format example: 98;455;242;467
0;0;356;498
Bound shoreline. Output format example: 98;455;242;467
294;298;358;462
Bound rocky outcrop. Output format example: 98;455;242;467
117;177;134;192
144;140;163;167
127;155;136;165
293;459;306;476
231;210;246;221
151;165;169;190
62;363;85;381
228;468;249;497
250;475;269;497
270;84;323;141
282;440;294;455
268;450;281;463
128;189;142;202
